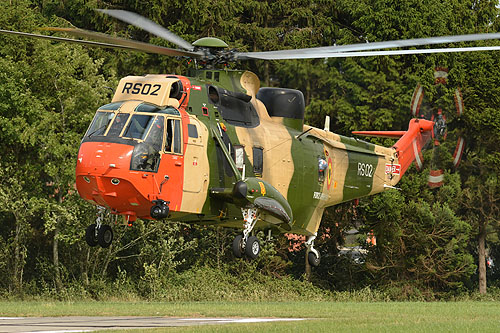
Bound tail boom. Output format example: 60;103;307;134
353;118;434;178
392;119;433;177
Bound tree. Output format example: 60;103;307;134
461;177;500;294
362;173;475;295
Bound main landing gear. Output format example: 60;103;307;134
305;234;320;267
85;206;114;248
232;208;261;259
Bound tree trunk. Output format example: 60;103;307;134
305;252;311;281
13;221;21;293
12;212;25;294
53;225;63;291
478;222;487;294
82;246;90;286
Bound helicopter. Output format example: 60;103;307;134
2;9;500;267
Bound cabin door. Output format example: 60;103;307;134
181;117;209;213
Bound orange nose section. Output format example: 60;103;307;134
75;141;156;219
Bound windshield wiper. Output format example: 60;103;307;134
87;125;107;137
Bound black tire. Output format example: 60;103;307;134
85;224;98;247
97;224;113;248
308;251;321;267
245;236;260;259
232;235;244;258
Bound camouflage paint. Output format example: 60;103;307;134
78;69;429;238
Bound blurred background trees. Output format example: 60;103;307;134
1;0;500;299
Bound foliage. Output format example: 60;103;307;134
1;0;500;300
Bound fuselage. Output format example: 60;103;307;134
75;69;401;236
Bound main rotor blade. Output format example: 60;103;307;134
237;45;500;60
98;9;194;51
0;29;137;51
44;28;202;58
237;32;500;60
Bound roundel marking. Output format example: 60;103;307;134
327;157;333;189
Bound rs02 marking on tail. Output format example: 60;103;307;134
357;162;374;177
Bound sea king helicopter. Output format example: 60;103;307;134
2;9;500;266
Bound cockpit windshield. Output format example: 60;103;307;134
107;113;130;137
85;111;114;137
84;107;181;172
123;114;155;140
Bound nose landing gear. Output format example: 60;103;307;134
85;206;114;248
232;208;261;259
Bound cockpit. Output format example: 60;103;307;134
84;101;182;172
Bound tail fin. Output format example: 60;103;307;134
353;119;434;177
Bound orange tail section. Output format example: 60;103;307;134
353;118;434;177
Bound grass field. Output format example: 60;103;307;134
0;301;499;332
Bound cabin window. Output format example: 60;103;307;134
106;113;130;137
234;145;245;171
85;111;114;137
253;147;263;177
318;157;327;183
187;124;198;138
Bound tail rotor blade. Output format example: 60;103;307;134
428;141;444;188
411;84;424;117
454;88;464;117
452;137;466;168
428;168;445;188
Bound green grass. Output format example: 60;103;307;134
0;301;499;332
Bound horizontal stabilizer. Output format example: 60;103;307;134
352;131;407;138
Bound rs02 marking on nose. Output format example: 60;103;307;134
122;82;161;96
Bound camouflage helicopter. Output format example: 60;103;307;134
2;10;500;266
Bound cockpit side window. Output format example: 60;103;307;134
253;147;263;177
173;119;181;154
130;115;165;172
165;119;173;152
144;116;164;152
165;118;182;154
85;111;114;137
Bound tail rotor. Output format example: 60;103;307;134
410;68;466;188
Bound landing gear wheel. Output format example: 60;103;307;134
232;235;244;258
308;251;321;267
85;224;98;247
97;224;113;248
245;236;260;259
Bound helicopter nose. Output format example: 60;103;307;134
75;141;154;217
76;141;133;174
